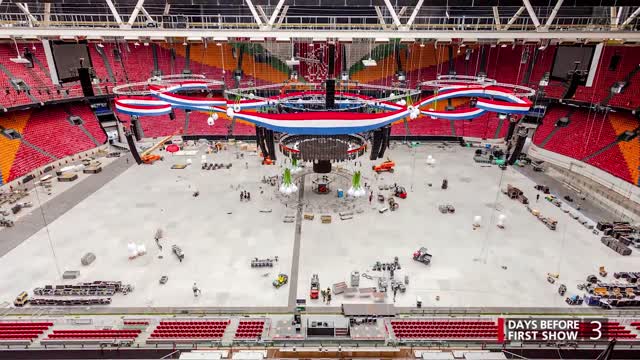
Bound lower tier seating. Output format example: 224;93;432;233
148;320;230;340
390;320;498;340
235;320;265;339
0;103;106;183
44;329;141;340
533;104;639;184
0;322;53;341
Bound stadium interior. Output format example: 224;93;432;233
0;0;639;359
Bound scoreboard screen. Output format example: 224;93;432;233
48;40;93;83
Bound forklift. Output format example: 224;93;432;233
310;274;320;299
412;247;432;265
394;186;407;199
273;273;289;288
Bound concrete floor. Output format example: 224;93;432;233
0;141;638;309
296;142;640;308
0;144;294;307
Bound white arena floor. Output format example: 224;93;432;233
0;141;636;309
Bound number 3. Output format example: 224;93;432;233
590;321;602;340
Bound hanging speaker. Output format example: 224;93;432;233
131;116;142;141
609;54;621;71
78;67;94;97
520;49;529;64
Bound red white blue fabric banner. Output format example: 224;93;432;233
114;82;531;135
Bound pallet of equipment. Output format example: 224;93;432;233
304;213;315;220
601;236;632;256
332;281;347;294
321;215;332;224
251;258;274;268
343;287;358;297
283;215;295;223
29;297;112;306
57;173;78;182
358;287;376;297
83;166;102;174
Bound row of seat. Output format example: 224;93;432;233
151;320;230;340
158;320;230;325
0;321;53;340
0;322;53;326
149;333;224;339
235;320;265;339
45;329;141;340
123;321;149;325
391;321;496;325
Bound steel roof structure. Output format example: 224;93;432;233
0;0;638;40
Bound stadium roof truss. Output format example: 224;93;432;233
0;0;639;41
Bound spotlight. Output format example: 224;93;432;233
97;43;104;48
134;42;140;46
501;44;507;48
498;113;507;120
420;42;425;48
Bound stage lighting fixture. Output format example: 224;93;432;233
286;57;300;66
499;113;507;120
362;57;377;67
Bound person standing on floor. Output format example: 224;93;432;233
536;193;540;202
192;282;201;297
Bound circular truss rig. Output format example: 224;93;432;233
224;81;422;107
113;75;533;134
420;74;536;97
113;74;225;96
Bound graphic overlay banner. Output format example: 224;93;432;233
498;318;609;342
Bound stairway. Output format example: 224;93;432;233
539;127;561;148
95;45;116;83
0;63;19;89
221;318;240;346
581;140;619;162
78;124;101;146
31;56;51;78
20;138;58;161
